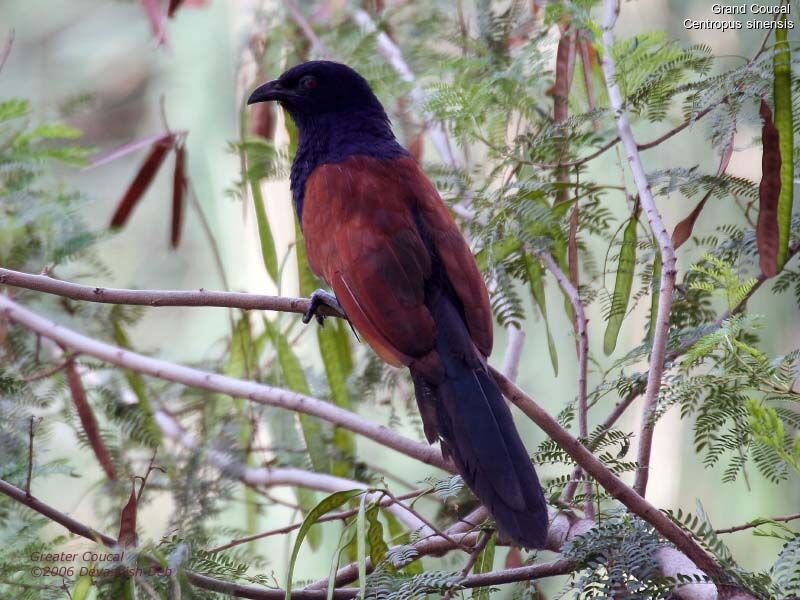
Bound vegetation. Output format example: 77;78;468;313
0;1;798;599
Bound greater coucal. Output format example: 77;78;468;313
248;61;548;548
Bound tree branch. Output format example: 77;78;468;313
0;268;338;317
500;325;525;384
0;478;115;547
600;0;677;497
0;294;452;473
714;512;800;535
489;367;724;582
281;0;329;57
534;252;591;514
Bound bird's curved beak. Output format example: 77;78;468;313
247;80;289;105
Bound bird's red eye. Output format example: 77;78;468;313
300;76;318;90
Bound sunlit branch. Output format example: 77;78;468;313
600;0;678;498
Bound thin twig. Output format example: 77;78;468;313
442;530;492;600
25;416;35;497
20;357;72;382
0;29;14;74
381;488;471;552
282;0;329;57
207;488;431;554
600;0;677;497
535;252;590;515
715;512;800;535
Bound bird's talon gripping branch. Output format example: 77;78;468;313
303;288;344;326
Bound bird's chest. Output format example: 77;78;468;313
300;168;416;284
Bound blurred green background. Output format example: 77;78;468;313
1;0;798;595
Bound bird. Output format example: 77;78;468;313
248;60;549;548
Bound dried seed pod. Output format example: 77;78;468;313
117;482;138;547
171;144;187;248
109;135;175;229
671;135;734;249
756;100;782;278
249;101;276;140
65;360;116;480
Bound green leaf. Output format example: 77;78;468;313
226;312;258;379
284;489;364;600
524;254;558;375
111;318;161;446
773;16;794;271
0;98;29;121
24;123;82;140
604;214;638;355
366;501;390;568
472;532;496;600
317;322;356;477
356;493;368;599
295;218;318;297
551;237;575;325
72;575;93;600
249;177;279;283
264;319;330;474
298;488;323;551
327;523;357;600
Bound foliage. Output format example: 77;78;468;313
0;0;798;599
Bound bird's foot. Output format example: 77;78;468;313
303;289;345;326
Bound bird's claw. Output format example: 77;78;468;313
303;289;345;326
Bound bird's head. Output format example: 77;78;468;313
247;61;386;122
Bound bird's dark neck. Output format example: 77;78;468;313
289;108;408;221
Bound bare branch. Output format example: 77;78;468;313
714;512;800;535
0;477;354;599
0;294;452;473
25;417;35;497
600;0;677;497
500;325;525;383
0;478;115;547
0;29;15;74
0;268;339;317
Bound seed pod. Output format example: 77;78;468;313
756;100;781;278
110;135;175;229
604;210;638;355
171;144;187;248
65;360;116;480
117;482;138;547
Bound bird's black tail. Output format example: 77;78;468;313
413;296;549;549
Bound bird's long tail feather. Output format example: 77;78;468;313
415;296;549;549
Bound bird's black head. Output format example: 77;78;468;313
247;61;387;122
248;61;407;221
